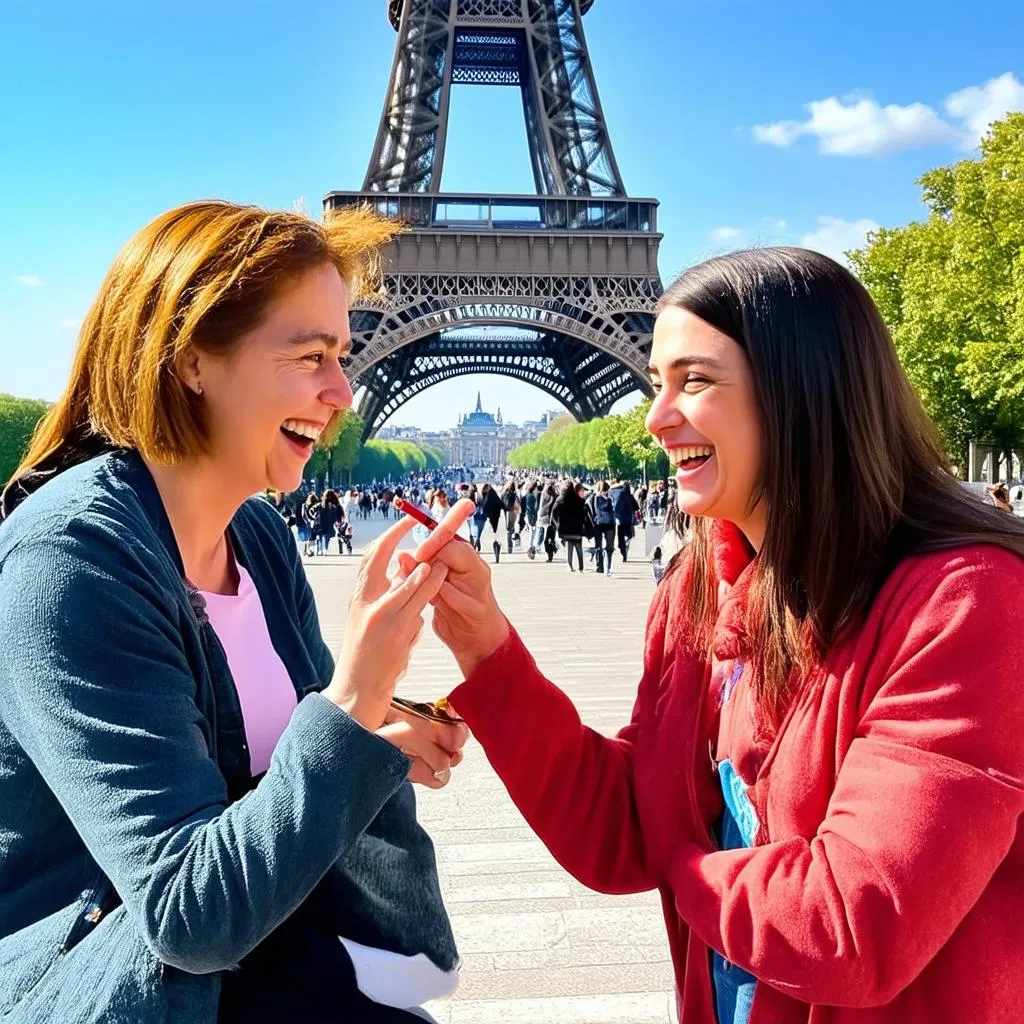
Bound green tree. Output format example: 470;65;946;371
850;113;1024;469
0;394;49;486
504;401;665;480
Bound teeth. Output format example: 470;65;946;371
282;419;322;442
667;445;714;467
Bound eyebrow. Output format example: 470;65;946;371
286;330;351;353
647;356;725;376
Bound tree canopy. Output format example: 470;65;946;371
850;113;1024;467
507;400;668;479
304;410;447;486
0;393;49;487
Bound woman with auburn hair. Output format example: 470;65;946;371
0;200;466;1022
408;248;1024;1024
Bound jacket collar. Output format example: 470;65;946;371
109;450;187;576
111;449;256;584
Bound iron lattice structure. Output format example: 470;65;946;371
373;0;618;195
328;0;663;439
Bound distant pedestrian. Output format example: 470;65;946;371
610;480;639;561
301;493;321;556
500;481;520;554
536;481;558;561
523;482;540;559
319;490;344;554
589;481;617;575
552;480;587;573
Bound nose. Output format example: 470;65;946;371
644;387;683;439
320;358;354;412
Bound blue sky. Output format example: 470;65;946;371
2;0;1023;429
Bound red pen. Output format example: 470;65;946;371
393;497;468;541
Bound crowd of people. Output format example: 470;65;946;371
268;472;682;576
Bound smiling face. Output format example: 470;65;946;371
645;305;766;549
195;263;354;495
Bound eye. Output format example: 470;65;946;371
684;374;711;390
303;351;325;365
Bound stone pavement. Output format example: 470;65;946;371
303;519;677;1023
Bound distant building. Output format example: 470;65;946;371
376;424;425;440
416;392;548;467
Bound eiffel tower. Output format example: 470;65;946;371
325;0;662;439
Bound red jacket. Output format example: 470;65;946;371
451;522;1024;1022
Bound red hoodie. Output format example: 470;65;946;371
450;522;1024;1022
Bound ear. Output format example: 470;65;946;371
175;347;204;396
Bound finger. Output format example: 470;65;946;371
413;532;483;579
406;757;451;789
387;559;450;617
433;578;485;619
411;499;476;563
377;721;453;776
395;551;418;582
358;515;417;597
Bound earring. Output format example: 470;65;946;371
194;384;203;396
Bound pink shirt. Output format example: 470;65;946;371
201;559;459;1006
200;563;296;775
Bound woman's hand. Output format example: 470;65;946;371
376;705;469;789
398;499;510;678
324;516;449;731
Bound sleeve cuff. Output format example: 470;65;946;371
448;628;544;729
282;692;411;799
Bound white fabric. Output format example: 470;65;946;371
339;937;459;1008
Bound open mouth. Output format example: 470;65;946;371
280;419;323;456
668;444;715;474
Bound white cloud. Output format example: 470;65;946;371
753;72;1024;156
800;216;880;264
944;72;1024;146
760;217;788;231
57;317;81;330
752;120;804;148
710;225;743;243
13;274;44;287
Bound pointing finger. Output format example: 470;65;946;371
411;498;476;563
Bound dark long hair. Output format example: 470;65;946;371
659;247;1024;723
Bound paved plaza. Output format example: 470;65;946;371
304;518;677;1023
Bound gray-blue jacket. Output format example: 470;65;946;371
0;451;457;1022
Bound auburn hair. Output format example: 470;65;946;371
4;200;397;509
659;247;1024;725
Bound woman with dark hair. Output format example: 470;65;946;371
551;481;587;573
320;489;344;554
470;483;503;563
536;480;558;561
609;479;639;562
407;247;1024;1024
499;481;520;555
